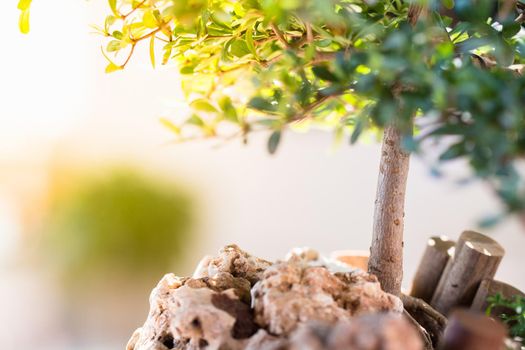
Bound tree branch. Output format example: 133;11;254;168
270;23;291;49
120;0;147;19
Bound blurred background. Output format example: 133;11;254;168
1;1;524;349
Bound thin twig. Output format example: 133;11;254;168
120;0;147;19
270;22;290;49
121;43;136;68
132;28;162;43
306;23;313;44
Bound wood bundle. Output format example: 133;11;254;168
409;230;524;350
411;230;506;315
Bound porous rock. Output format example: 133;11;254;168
127;272;257;350
289;313;423;350
244;330;288;350
193;244;272;285
285;247;319;262
128;245;408;350
252;258;403;335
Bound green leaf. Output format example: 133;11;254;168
219;96;238;123
245;21;257;58
106;40;121;52
230;39;250;58
108;0;118;17
221;38;235;63
186;114;205;127
439;142;465;161
350;118;364;144
149;36;156;69
442;0;454;10
502;22;521;39
104;16;116;34
112;30;123;40
190;99;218;113
180;66;194;75
267;130;281;154
248;97;276;112
18;9;30;34
312;66;339;82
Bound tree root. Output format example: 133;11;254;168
403;309;433;350
402;294;448;348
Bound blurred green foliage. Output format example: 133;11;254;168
42;168;193;282
487;293;525;344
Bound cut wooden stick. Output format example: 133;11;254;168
471;279;525;316
439;309;507;350
411;236;456;303
431;231;505;315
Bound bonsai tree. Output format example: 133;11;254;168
18;0;525;297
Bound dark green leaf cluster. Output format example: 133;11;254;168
97;0;525;216
487;293;525;344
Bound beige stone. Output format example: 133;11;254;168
128;245;409;350
127;273;257;350
252;259;402;335
193;244;272;285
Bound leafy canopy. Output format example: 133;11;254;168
18;0;525;219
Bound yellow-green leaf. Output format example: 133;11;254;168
19;9;30;34
105;62;123;73
442;0;454;9
149;36;156;69
190;99;218;113
108;0;118;16
17;0;31;10
219;96;238;123
160;118;181;135
143;10;158;29
106;40;121;52
186;114;206;127
245;21;257;58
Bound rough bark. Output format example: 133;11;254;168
368;124;411;296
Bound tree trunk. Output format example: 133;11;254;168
368;124;411;296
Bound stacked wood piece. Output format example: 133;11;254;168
408;230;525;350
430;230;505;315
410;236;455;303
